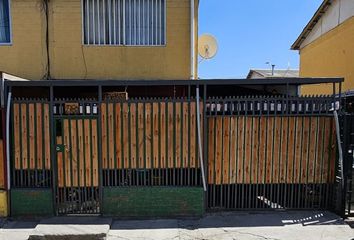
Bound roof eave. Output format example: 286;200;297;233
291;0;332;50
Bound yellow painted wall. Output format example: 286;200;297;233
0;191;7;217
0;0;196;80
300;16;354;95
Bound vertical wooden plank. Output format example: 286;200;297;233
237;116;245;184
167;102;174;168
287;117;295;183
44;104;51;169
56;136;64;188
153;102;159;169
329;118;337;183
244;117;252;184
70;119;78;187
78;120;85;187
29;104;35;169
315;117;325;183
301;117;310;184
115;103;122;169
215;117;222;185
14;104;20;169
198;102;204;168
160;102;166;168
190;102;196;168
222;117;230;184
183;102;189;168
92;119;99;187
207;118;214;184
63;119;71;187
130;103;137;169
21;104;28;169
308;116;317;183
84;119;92;186
321;117;329;183
323;118;335;183
175;102;181;168
101;103;107;169
138;103;144;169
258;117;266;184
250;117;259;183
36;103;43;169
265;117;274;184
145;103;152;169
273;117;281;183
108;103;114;169
230;117;237;184
123;103;129;170
294;117;303;183
280;117;289;183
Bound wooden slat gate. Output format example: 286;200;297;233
206;96;338;210
54;117;100;214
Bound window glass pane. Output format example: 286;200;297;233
83;0;165;46
0;0;10;43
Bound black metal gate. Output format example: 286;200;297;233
54;100;100;215
206;95;337;210
343;113;354;217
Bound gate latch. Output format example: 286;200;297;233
56;144;65;152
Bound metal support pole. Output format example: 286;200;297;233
6;91;12;191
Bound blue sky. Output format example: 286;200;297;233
198;0;323;79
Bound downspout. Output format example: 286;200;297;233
192;0;207;191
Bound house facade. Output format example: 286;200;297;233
0;0;199;80
292;0;354;95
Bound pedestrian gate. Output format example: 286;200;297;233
54;117;100;214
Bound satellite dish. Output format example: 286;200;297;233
198;34;218;59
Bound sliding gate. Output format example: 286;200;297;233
206;95;338;210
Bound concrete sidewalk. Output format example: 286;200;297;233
0;211;353;240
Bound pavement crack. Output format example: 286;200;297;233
222;228;281;240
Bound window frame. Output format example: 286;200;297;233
81;0;167;47
0;0;12;46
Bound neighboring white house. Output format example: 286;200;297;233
247;69;299;79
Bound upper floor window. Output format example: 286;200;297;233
83;0;166;46
0;0;10;44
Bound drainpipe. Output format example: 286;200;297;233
192;0;207;192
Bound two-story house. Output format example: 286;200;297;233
0;0;199;80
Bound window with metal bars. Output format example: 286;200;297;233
0;0;11;44
83;0;166;46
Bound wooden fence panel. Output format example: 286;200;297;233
208;116;337;185
13;103;51;170
101;101;202;171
